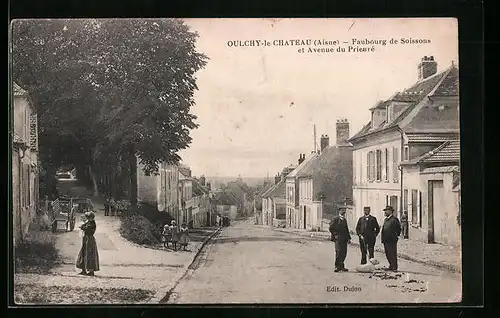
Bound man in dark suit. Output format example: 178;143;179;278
381;206;402;271
355;207;380;265
329;206;351;272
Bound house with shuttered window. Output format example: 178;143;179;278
349;56;459;233
12;82;39;246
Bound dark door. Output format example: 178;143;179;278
427;181;435;243
303;206;307;229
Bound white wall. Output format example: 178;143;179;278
352;135;402;222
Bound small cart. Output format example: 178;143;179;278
51;197;77;232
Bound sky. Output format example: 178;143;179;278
177;18;459;178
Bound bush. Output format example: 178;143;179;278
120;203;176;245
14;231;58;274
119;214;160;245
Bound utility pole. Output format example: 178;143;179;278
313;124;317;153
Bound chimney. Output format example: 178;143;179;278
320;134;329;152
200;175;206;186
336;119;350;146
418;56;437;81
298;153;305;165
275;173;281;185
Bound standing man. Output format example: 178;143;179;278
355;207;380;265
329;206;351;272
381;206;401;271
401;210;409;239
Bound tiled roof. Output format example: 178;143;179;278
286;152;318;178
13;82;28;97
296;145;352;178
212;191;239;206
266;180;286;199
402;140;460;165
421;140;460;163
261;183;279;198
178;166;191;178
406;133;459;143
350;64;458;142
421;165;459;174
192;180;210;196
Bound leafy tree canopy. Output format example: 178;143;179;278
12;19;208;176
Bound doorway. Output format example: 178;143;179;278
303;206;307;229
389;196;398;215
428;180;444;243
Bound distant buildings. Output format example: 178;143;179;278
12;83;39;246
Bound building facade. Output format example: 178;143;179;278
12;83;39;246
296;125;353;231
400;141;461;246
349;57;460;242
285;153;317;229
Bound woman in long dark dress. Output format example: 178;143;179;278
76;211;100;276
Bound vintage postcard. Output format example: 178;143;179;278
10;18;461;304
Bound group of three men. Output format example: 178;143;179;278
329;205;402;272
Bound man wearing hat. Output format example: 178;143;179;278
381;206;401;271
355;207;380;265
329;206;351;272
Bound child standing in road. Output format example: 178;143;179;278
170;220;179;251
179;223;190;251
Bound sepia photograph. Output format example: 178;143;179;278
10;17;461;304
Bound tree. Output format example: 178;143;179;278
12;19;208;204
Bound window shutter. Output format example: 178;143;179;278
366;152;370;181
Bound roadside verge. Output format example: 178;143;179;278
147;226;223;304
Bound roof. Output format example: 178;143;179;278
261;182;279;198
406;132;459;143
192;180;210;196
296;145;352;178
420;165;459;174
13;82;28;97
266;180;286;199
286;152;318;178
350;64;458;141
212;191;239;206
402;140;460;166
178;166;191;178
256;183;274;197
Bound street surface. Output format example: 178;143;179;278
168;220;462;304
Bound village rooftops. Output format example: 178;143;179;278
349;64;459;142
265;180;286;199
211;191;240;206
400;140;460;166
296;145;352;179
286;152;318;179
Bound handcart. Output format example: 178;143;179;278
51;197;77;232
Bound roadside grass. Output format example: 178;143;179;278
14;284;154;304
14;225;59;275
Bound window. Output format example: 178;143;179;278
376;149;382;181
404;146;409;161
145;170;150;176
384;149;389;181
411;189;418;225
392;147;399;182
403;189;408;213
418;191;422;227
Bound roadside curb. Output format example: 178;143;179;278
147;226;223;304
272;228;461;274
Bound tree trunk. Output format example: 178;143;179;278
128;145;138;209
88;165;99;197
45;166;57;201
